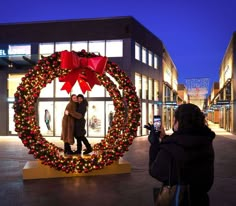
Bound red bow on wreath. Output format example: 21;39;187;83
59;50;107;94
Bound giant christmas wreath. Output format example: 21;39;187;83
13;50;141;174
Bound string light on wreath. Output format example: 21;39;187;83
13;50;141;174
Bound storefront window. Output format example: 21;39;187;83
173;92;177;102
164;85;171;102
135;42;141;61
40;80;54;98
142;102;147;135
148;103;153;123
88;85;105;97
39;43;54;57
135;73;142;98
148;79;153;100
55;42;71;52
154;103;159;116
106;40;123;57
8;74;25;98
225;82;231;100
88;101;105;137
55;101;69;136
38;101;54;136
72;41;88;52
88;40;105;56
142;75;148;99
8;103;17;134
154;80;159;101
105;101;115;133
55;77;71;97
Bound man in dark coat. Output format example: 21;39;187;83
74;94;93;155
148;103;215;206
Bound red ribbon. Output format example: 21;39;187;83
59;50;107;94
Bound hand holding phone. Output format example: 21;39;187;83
153;115;161;131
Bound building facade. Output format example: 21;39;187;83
161;49;179;130
177;84;189;105
0;16;179;137
208;32;236;133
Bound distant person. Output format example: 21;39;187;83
108;111;113;128
61;94;82;155
148;103;215;206
44;109;51;131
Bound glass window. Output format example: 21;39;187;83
165;86;171;102
142;102;147;135
148;51;153;67
135;42;141;60
38;101;54;136
154;80;159;101
105;101;115;133
148;103;153;123
72;41;88;52
148;79;153;100
55;101;69;136
154;103;158;116
154;54;158;69
135;73;142;98
8;74;25;98
55;77;71;97
40;80;54;98
88;40;105;56
106;40;123;57
39;43;54;57
55;42;71;52
173;92;177;102
226;82;231;100
89;84;105;97
142;47;147;64
142;75;148;99
88;101;105;137
8;103;17;134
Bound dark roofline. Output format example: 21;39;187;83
0;16;162;42
0;16;134;26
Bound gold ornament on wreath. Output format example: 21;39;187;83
13;50;141;174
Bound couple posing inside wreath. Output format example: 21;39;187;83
61;94;93;155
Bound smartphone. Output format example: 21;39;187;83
153;115;161;131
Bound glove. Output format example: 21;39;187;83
144;123;160;144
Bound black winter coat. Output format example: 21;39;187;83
74;101;87;137
149;126;215;206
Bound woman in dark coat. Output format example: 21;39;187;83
73;94;92;155
149;103;215;206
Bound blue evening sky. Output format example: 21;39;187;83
0;0;235;91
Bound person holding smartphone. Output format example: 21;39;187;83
147;103;215;206
153;115;162;131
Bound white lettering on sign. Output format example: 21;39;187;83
8;45;31;55
0;49;7;56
